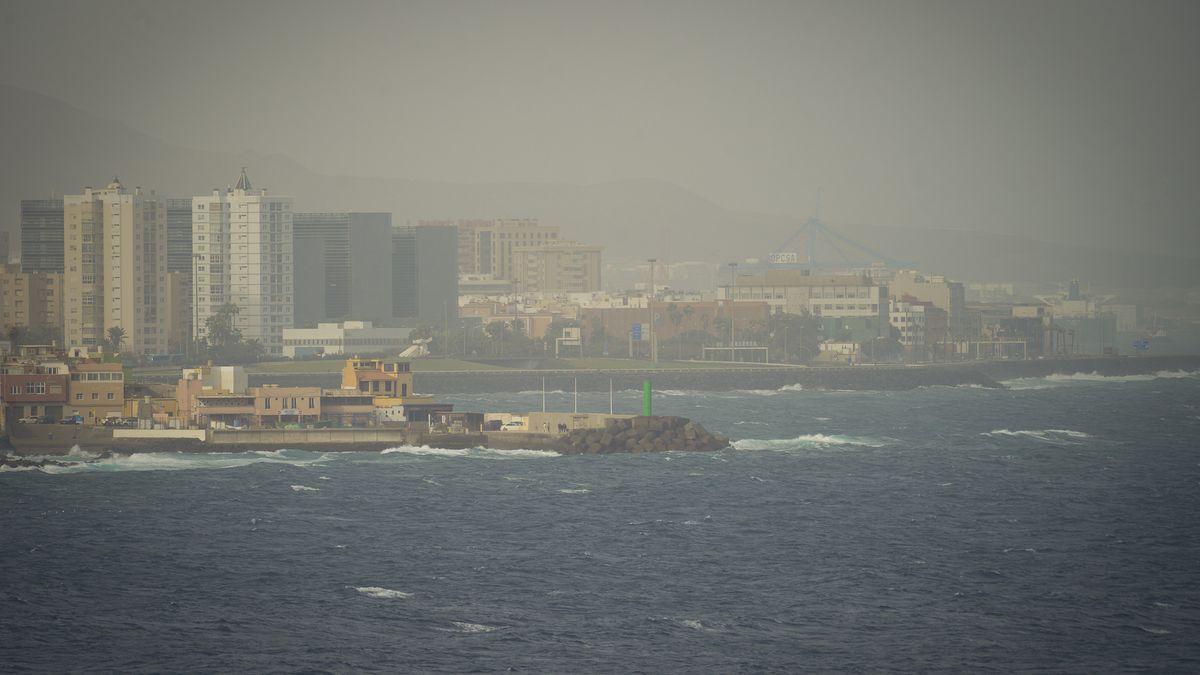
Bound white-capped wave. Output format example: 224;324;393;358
1004;370;1199;389
983;429;1091;443
732;434;889;451
290;484;319;492
451;621;495;633
557;488;590;494
382;445;470;457
354;586;411;599
779;383;804;391
381;445;559;459
18;449;336;475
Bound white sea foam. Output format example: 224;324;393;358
1005;370;1199;389
984;429;1091;443
290;484;319;492
732;434;889;451
382;445;470;457
557;488;590;494
354;586;411;599
451;621;495;633
380;445;559;459
779;383;804;391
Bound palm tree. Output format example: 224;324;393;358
105;326;127;353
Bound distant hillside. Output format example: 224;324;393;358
2;84;1195;288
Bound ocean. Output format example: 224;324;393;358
3;371;1199;671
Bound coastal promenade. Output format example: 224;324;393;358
132;354;1200;393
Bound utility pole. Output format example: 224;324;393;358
647;258;658;363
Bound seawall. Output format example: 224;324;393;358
217;355;1200;393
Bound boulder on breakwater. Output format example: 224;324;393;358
555;416;728;455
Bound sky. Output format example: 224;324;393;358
1;0;1197;255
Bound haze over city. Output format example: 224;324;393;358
2;2;1199;672
3;0;1198;278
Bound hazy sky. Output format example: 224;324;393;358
2;0;1197;254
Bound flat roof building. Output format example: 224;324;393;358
282;321;412;358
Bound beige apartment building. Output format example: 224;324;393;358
457;218;560;280
0;264;63;337
63;179;167;354
512;241;602;293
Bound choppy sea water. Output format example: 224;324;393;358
3;371;1200;671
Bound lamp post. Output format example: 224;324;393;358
647;258;658;363
727;262;738;361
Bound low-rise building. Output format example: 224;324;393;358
1;359;69;420
282;321;412;358
66;361;124;423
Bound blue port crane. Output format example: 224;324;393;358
769;199;915;269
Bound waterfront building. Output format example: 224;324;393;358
192;169;293;355
281;321;412;358
293;212;393;326
185;384;376;429
19;199;64;274
889;299;927;355
722;269;888;334
63;179;168;354
341;357;413;398
65;361;124;423
889;270;967;339
512;241;602;294
0;354;69;420
392;224;458;323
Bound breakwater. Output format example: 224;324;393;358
2;416;727;458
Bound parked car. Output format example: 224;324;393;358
17;416;39;424
500;420;526;432
37;415;58;424
483;420;503;431
58;415;83;425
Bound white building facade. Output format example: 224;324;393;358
281;321;412;358
889;299;927;352
192;170;293;355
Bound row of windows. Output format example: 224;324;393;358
70;372;124;381
74;392;116;400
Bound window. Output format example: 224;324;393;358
76;393;83;400
9;385;18;395
91;393;99;400
107;393;114;400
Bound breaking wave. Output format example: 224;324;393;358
354;586;411;599
1004;370;1199;389
450;621;495;633
983;429;1092;443
732;434;889;451
380;445;558;459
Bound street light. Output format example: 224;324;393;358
647;258;658;362
727;262;738;361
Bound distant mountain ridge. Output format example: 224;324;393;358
2;84;1195;288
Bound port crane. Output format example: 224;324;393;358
767;193;914;270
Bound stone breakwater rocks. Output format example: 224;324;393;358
556;416;729;455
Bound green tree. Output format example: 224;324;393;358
105;325;127;352
205;303;243;352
